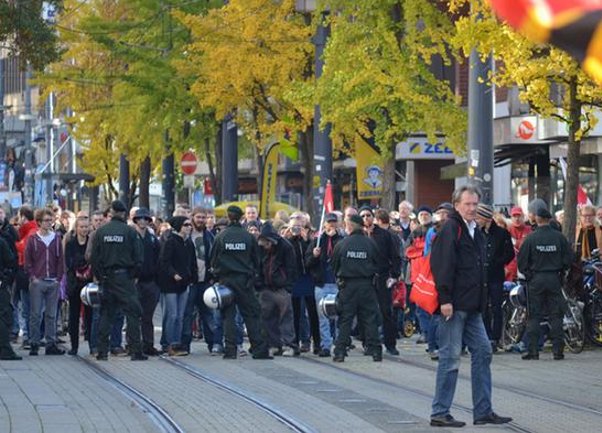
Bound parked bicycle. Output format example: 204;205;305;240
581;251;602;347
501;279;585;353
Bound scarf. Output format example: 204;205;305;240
581;227;597;259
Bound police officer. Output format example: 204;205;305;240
210;205;272;360
518;207;573;360
91;200;146;361
332;214;382;362
0;236;19;360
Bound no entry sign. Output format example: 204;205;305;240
180;151;198;175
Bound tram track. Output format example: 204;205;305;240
77;355;185;433
160;356;318;433
298;356;535;433
381;352;602;418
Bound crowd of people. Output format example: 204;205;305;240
0;186;596;425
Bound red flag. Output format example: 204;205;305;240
489;0;602;84
578;184;593;206
324;181;334;214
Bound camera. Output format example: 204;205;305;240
291;226;302;236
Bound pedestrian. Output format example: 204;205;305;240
575;204;602;260
285;215;320;354
15;206;37;348
397;201;414;242
64;217;95;355
406;205;433;346
429;185;512;427
506;206;532;282
518;207;573;360
476;204;515;352
90;200;147;361
306;213;343;357
257;222;299;356
209;205;272;360
360;205;401;355
332;214;382;363
132;208;162;356
0;234;19;360
24;208;65;356
181;207;219;355
158;216;197;356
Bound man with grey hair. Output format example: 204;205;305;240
398;200;414;241
429;185;512;428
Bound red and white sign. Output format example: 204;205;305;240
516;120;535;140
180;151;198;175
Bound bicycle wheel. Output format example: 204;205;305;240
502;302;526;345
585;292;602;347
564;299;585;354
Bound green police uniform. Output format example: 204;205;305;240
0;237;19;360
517;224;573;356
210;221;269;358
332;228;382;361
91;214;144;358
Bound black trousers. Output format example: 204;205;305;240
292;295;321;348
375;275;397;349
221;275;267;356
97;273;142;355
0;287;16;356
137;280;160;347
334;280;381;357
484;280;504;342
527;274;566;354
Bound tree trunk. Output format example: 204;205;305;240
213;124;223;205
381;141;397;211
536;146;551;206
300;129;314;217
562;78;581;245
139;156;151;208
204;137;219;205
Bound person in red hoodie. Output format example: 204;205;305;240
506;207;532;282
15;206;38;348
24;208;65;356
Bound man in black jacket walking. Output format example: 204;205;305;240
476;204;515;351
429;186;512;428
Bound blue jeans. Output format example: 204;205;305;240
314;284;338;350
432;311;493;420
110;312;124;349
428;314;440;353
416;306;431;337
181;282;221;351
162;289;189;346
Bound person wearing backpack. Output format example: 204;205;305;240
429;185;512;428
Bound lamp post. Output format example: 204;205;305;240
295;0;332;224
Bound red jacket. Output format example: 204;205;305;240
506;224;532;281
16;220;38;267
24;231;64;280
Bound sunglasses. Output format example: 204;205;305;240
182;223;192;227
360;214;373;218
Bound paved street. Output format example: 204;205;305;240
1;333;601;433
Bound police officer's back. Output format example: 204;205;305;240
91;200;146;361
518;207;572;360
332;214;382;362
210;205;271;360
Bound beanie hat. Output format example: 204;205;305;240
528;198;548;215
168;216;188;232
476;204;494;220
349;214;364;226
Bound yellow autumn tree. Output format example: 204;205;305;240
449;0;602;241
175;0;313;151
314;0;467;209
37;0;216;205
